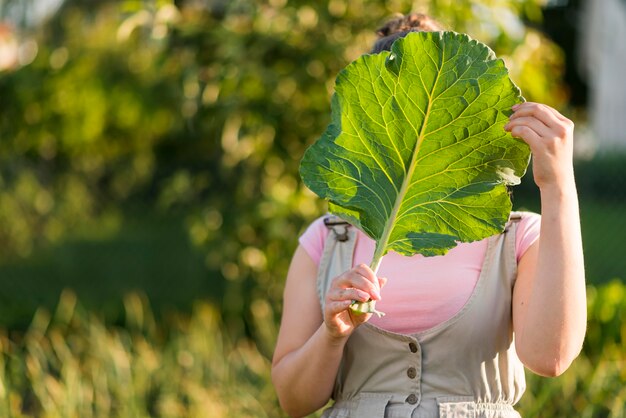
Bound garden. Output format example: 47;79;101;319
0;0;625;416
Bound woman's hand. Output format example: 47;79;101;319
324;264;386;341
505;102;575;191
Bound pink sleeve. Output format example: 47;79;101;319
515;211;541;262
298;216;330;265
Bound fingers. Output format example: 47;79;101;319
323;266;387;338
506;123;542;149
329;264;382;300
505;102;574;149
509;102;563;128
329;287;371;304
505;102;576;190
325;299;354;317
506;116;549;141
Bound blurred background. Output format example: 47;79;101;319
0;0;625;416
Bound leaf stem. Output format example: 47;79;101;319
370;252;384;275
348;254;386;317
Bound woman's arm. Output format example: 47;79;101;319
271;245;383;417
506;102;587;377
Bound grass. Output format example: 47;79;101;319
0;290;284;418
0;282;625;418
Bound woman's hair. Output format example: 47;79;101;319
371;13;444;54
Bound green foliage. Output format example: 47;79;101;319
1;281;625;417
0;0;565;328
0;291;284;418
518;280;626;416
301;31;529;265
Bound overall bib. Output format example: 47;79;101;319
318;214;526;418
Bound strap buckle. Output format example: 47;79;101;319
323;216;351;242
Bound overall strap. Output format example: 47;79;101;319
317;216;357;312
503;211;523;284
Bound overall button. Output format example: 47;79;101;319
406;394;418;405
407;367;417;379
409;342;418;353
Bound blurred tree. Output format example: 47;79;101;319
0;0;566;339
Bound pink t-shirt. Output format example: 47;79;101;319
299;212;541;334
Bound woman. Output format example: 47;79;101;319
271;13;586;418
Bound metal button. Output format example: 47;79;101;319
407;367;417;379
409;342;418;353
406;393;418;404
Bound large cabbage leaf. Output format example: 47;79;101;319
300;31;530;273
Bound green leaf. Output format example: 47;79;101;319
300;31;530;269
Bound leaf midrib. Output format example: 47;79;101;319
369;43;444;272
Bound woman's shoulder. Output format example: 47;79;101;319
512;210;540;220
298;214;335;265
511;210;541;261
301;214;336;236
512;210;541;230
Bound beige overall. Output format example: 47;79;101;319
317;214;526;418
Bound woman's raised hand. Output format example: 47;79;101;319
324;264;386;341
505;102;576;191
